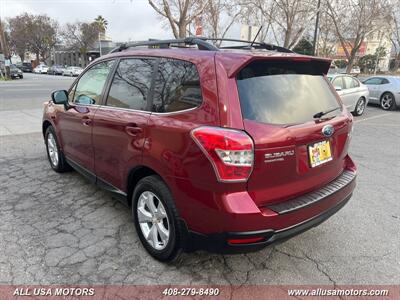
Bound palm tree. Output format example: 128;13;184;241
94;15;108;33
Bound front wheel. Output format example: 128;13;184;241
45;126;71;172
132;175;185;262
353;97;366;116
380;92;396;110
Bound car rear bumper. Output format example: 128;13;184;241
179;160;356;253
185;191;352;253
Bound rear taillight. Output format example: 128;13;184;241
191;126;254;182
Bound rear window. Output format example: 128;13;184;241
236;60;340;125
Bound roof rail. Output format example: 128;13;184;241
109;37;293;53
197;37;293;53
110;37;219;53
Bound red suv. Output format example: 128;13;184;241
43;38;356;261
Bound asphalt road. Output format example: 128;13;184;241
0;73;74;111
0;73;399;285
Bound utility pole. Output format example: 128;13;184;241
98;32;102;57
0;17;11;79
312;0;322;56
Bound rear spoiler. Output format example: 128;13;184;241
216;53;332;78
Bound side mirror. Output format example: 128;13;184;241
51;90;68;104
334;86;342;92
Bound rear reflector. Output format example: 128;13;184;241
191;126;254;182
228;237;265;244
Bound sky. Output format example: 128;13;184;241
0;0;177;42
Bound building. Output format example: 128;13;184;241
331;20;393;71
53;36;119;67
364;29;393;72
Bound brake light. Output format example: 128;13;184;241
191;126;254;182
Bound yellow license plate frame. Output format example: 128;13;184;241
308;140;332;168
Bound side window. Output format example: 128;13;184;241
73;61;114;105
363;78;382;85
381;78;389;84
151;58;202;113
343;76;353;89
332;77;344;89
106;58;154;110
351;78;360;88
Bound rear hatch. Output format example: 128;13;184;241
235;58;352;207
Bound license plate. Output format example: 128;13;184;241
308;140;332;167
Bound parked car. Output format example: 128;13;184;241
33;64;49;74
48;65;65;75
10;64;23;79
20;62;33;72
42;38;357;262
327;74;369;116
362;76;400;110
350;66;360;75
62;66;83;77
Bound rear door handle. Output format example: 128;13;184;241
125;125;143;136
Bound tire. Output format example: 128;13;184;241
45;126;71;173
132;175;185;262
380;92;396;111
353;97;366;116
19;75;23;79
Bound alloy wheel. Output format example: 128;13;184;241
137;191;170;250
356;98;365;115
47;133;59;167
381;93;393;110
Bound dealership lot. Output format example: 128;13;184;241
0;73;399;285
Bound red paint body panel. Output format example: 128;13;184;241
92;107;150;190
43;47;356;243
56;104;97;173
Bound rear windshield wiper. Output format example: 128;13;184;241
313;107;341;119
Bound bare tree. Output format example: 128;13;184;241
202;1;242;44
391;5;400;71
246;0;315;49
148;0;208;38
326;0;390;73
62;22;100;66
316;2;338;57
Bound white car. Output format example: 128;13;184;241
33;65;49;74
62;66;83;77
327;74;369;116
350;66;360;75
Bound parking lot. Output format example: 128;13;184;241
0;73;399;285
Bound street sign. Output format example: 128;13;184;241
240;25;261;42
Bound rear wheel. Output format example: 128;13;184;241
132;175;184;262
380;92;396;110
45;126;71;172
353;97;366;116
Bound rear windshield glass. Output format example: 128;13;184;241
236;60;340;125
